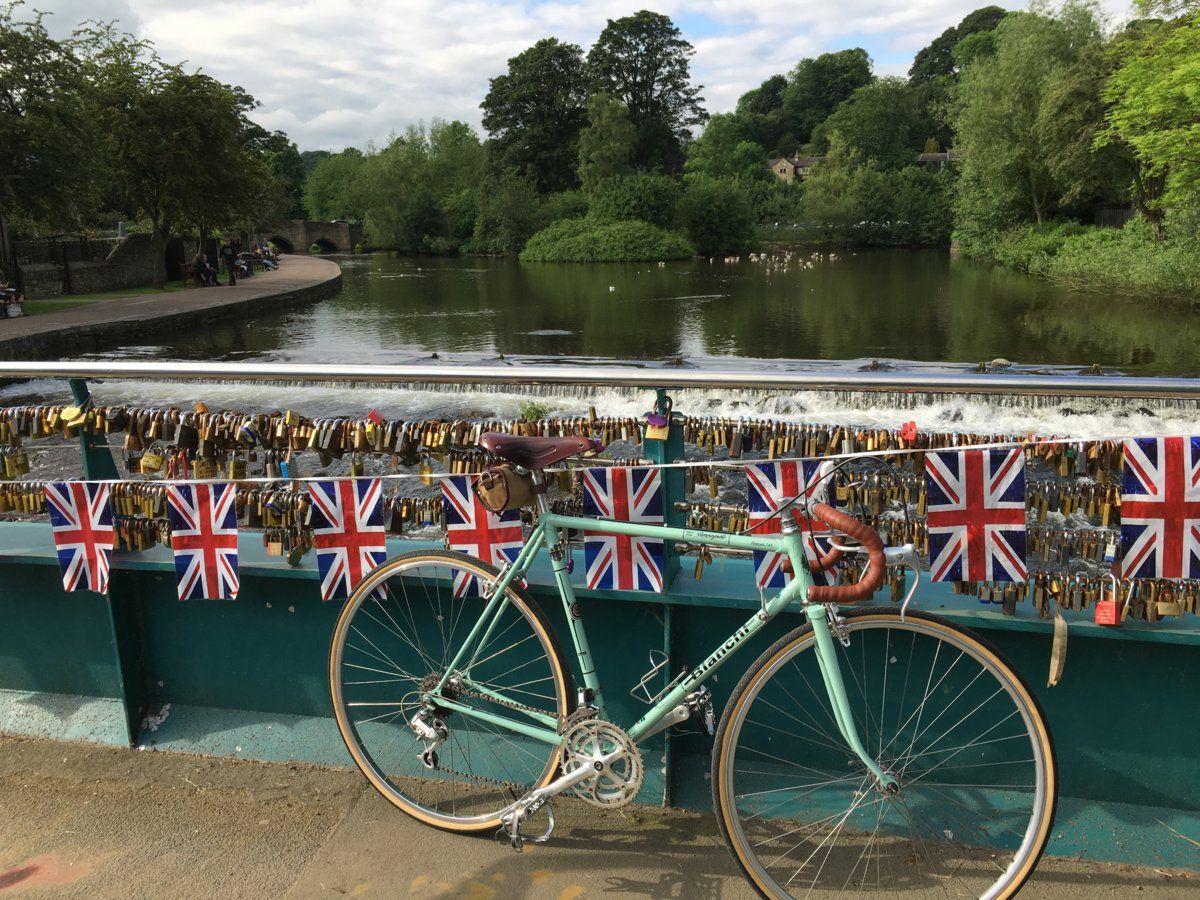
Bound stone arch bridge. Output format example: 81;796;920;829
258;220;363;254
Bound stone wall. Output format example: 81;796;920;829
15;233;162;298
20;264;63;299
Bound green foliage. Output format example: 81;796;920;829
252;128;307;218
481;38;588;193
578;94;636;192
0;4;95;229
820;78;921;169
684;114;769;181
962;218;1200;301
303;149;367;221
587;11;707;172
1100;16;1200;235
519;217;694;262
677;176;755;256
359;121;486;253
470;170;546;254
782;49;874;147
518;400;551;420
910;6;1008;80
798;137;954;245
953;2;1107;234
587;172;681;228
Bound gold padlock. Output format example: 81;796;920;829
140;443;166;474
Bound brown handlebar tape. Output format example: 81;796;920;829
805;503;886;604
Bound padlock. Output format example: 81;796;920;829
643;413;669;442
140;442;166;474
418;452;433;486
1093;573;1120;626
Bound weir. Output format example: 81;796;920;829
0;361;1196;871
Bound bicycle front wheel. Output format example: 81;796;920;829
713;608;1056;899
330;549;574;832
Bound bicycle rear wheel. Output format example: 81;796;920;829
713;607;1056;899
330;549;574;832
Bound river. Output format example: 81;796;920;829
93;249;1189;374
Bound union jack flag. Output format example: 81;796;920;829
582;467;664;592
308;479;388;601
166;483;240;600
746;460;838;590
926;448;1027;583
443;475;524;598
44;482;115;594
1120;436;1200;579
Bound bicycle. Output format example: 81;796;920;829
329;433;1057;899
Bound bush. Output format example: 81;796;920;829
519;217;694;262
586;172;681;228
677;176;756;256
960;218;1200;302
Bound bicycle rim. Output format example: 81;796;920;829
715;609;1055;899
330;550;573;831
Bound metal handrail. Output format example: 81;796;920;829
0;360;1198;399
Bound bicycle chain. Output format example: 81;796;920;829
419;688;574;797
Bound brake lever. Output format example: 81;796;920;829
827;541;922;620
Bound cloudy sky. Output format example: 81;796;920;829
39;0;1131;151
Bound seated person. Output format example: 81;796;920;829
192;253;219;286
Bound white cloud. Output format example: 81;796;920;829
37;0;1134;150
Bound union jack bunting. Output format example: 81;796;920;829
443;475;524;598
581;467;664;592
746;460;838;590
166;483;240;600
1120;436;1200;579
44;482;115;594
925;448;1027;583
308;479;388;601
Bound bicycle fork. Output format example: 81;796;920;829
805;604;899;793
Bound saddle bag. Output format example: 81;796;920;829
476;464;535;513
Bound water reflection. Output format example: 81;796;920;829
122;250;1198;374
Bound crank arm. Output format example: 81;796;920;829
502;746;626;821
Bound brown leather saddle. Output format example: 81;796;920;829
479;432;594;470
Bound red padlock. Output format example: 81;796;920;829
1093;574;1121;626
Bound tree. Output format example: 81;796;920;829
303;149;367;220
0;5;96;229
677;175;754;255
82;26;282;285
587;171;680;227
735;74;793;155
819;78;921;169
781;48;873;147
1100;16;1200;236
299;149;331;175
909;6;1008;81
480;38;588;193
586;10;706;172
684;113;768;181
251;128;307;218
577;94;635;193
953;4;1104;230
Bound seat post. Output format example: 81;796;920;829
530;469;552;517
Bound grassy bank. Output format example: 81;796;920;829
957;220;1200;303
24;282;196;314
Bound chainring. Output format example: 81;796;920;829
560;719;643;808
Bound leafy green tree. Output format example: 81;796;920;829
480;38;588;193
1100;15;1200;237
251;128;307;217
299;149;331;175
587;171;680;227
577;94;636;192
586;10;706;171
471;170;545;254
304;149;367;220
0;5;96;229
953;3;1104;231
781;48;873;147
735;74;793;155
677;175;755;255
819;77;921;169
684;113;768;181
82;25;282;285
909;6;1008;81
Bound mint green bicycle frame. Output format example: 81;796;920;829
426;489;894;788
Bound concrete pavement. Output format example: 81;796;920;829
0;736;1195;899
